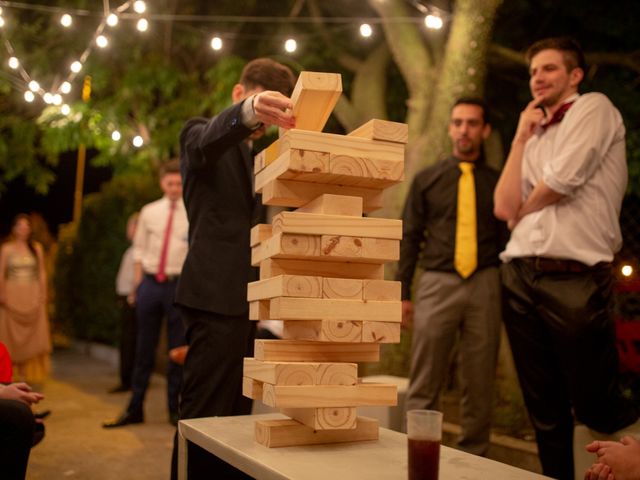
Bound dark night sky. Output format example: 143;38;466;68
0;151;112;238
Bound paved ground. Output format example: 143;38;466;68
26;347;175;480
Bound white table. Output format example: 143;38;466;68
178;414;550;480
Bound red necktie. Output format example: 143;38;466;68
541;101;575;132
156;200;176;282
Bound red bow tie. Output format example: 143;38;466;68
540;101;575;132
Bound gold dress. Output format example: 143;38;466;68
0;251;51;383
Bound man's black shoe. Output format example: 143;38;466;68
169;412;179;427
102;411;143;429
107;385;130;394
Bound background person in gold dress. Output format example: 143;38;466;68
0;214;51;385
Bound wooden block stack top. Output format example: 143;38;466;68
244;71;407;448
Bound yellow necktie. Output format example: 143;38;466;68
454;162;477;278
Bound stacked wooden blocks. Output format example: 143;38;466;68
243;71;408;448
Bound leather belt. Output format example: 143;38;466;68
517;257;611;274
144;273;179;283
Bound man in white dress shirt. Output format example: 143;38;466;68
104;159;189;428
494;37;638;480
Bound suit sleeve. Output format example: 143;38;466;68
396;176;426;300
180;101;255;172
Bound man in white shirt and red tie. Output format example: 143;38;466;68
494;37;639;480
104;159;189;428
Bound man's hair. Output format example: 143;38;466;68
525;36;587;73
452;97;490;124
159;158;180;177
239;58;296;97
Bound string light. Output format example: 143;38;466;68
70;61;82;73
24;91;35;102
60;13;73;28
136;18;149;32
111;130;121;141
96;35;108;48
424;14;443;29
106;13;119;27
622;265;633;277
210;36;223;51
29;80;40;92
61;104;70;115
359;23;373;38
133;1;147;14
8;57;19;69
60;81;72;94
132;135;144;147
284;38;297;53
43;92;53;104
0;16;5;28
52;93;62;105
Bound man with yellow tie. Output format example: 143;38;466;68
397;98;508;456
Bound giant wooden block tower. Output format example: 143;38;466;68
243;71;407;448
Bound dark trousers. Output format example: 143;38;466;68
0;399;35;480
170;306;255;480
127;276;185;417
501;259;638;480
117;296;137;389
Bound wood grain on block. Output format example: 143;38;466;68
261;383;398;408
261;178;384;213
322;277;363;299
288;71;342;133
329;155;404;188
254;416;379;448
348;119;409;144
247;275;322;301
363;279;402;301
255;149;330;192
282;320;363;343
321;235;399;263
272;211;402;240
259;258;384;281
253;149;266;174
296;194;363;217
242;376;263;400
362;321;402;343
279;130;405;164
249;300;270;321
243;358;356;386
253;233;396;266
250;224;273;247
270;297;401;323
282;407;357;430
254;339;380;363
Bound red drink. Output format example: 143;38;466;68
408;437;440;480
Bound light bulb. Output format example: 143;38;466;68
210;37;223;51
70;61;82;73
107;13;119;27
60;14;73;28
29;80;40;92
24;91;35;102
0;17;5;28
133;1;146;14
96;35;108;48
425;14;443;30
359;23;373;38
112;130;121;141
8;57;19;69
284;38;297;53
133;135;144;147
622;265;633;277
61;104;71;115
52;94;62;105
60;82;72;94
136;18;148;32
43;92;53;104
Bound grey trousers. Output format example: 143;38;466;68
406;267;501;456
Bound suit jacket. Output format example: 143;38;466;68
175;101;262;316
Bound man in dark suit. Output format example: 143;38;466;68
171;58;296;479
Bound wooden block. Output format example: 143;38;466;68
242;376;263;400
329;155;404;187
270;297;401;323
272;211;402;240
250;224;272;247
244;358;357;386
363;279;402;301
362;321;402;343
254;339;380;363
279;130;405;163
255;149;330;193
259;258;384;281
261;178;384;213
320;235;399;263
348;119;409;144
288;71;342;133
296;194;363;217
247;275;322;301
253;233;396;266
322;277;363;299
249;300;270;320
282;320;363;343
254;149;266;174
262;383;398;408
282;407;357;430
254;416;379;447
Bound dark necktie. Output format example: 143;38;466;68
541;101;575;132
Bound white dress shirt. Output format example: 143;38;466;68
501;92;627;265
133;196;189;276
115;246;135;295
